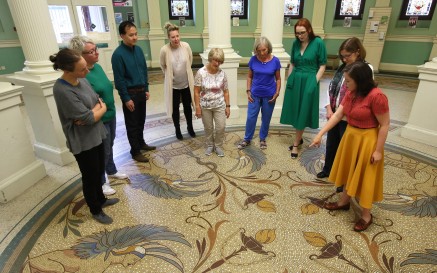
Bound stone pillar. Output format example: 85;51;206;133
202;1;209;50
0;82;46;203
261;0;289;117
201;0;242;119
401;58;437;147
429;35;437;61
311;0;326;38
146;0;165;68
6;0;75;165
362;6;392;72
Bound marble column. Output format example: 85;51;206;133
0;82;46;203
200;0;242;119
311;0;327;38
401;58;437;147
6;0;75;166
146;0;165;68
260;0;289;117
201;1;209;50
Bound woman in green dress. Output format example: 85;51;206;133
280;18;327;158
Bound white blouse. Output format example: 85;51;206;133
194;66;228;109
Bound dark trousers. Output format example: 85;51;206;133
172;87;193;128
74;143;106;215
123;92;147;156
323;120;348;175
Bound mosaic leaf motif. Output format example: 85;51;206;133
301;203;320;215
400;249;437;267
57;197;86;238
255;229;276;244
299;141;325;175
130;173;210;199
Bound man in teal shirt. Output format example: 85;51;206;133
112;21;156;162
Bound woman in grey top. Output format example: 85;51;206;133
50;48;118;225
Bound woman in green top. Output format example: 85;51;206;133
69;36;128;196
280;18;327;159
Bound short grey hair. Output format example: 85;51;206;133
208;48;225;63
253;36;272;55
68;35;95;53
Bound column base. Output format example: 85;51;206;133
0;160;46;203
401;124;437;148
34;142;75;166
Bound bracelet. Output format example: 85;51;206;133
226;105;230;107
246;89;251;93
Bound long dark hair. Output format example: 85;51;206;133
49;48;81;72
343;61;377;98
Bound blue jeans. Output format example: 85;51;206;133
244;95;275;141
101;118;118;185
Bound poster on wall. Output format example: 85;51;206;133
408;16;418;28
127;12;135;23
343;17;352;27
114;13;123;24
112;0;133;7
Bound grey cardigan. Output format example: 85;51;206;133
53;78;107;155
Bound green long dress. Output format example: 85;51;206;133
280;37;327;130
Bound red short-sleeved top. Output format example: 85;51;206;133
341;87;389;128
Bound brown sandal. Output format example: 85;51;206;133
237;140;251;150
260;140;267;149
354;214;373;232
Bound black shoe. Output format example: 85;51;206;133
102;198;120;208
141;144;156;151
92;211;113;224
316;171;329;179
288;139;303;151
133;153;149;162
187;126;196;138
175;127;183;140
336;185;344;193
290;145;298;159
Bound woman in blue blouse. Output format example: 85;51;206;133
238;37;281;149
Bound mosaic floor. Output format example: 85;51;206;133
0;69;436;273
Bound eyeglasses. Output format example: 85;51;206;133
295;31;307;36
83;46;98;55
339;52;355;59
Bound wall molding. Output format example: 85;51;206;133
0;40;20;48
379;62;420;74
385;35;434;43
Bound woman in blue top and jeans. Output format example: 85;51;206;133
238;37;281;149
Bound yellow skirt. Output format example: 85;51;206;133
328;125;384;209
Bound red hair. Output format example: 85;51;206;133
294;18;316;40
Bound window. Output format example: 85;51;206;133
284;0;304;19
230;0;248;19
399;0;437;20
168;0;194;20
334;0;366;19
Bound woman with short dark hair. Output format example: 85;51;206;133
310;61;390;232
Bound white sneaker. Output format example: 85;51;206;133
102;183;116;195
215;147;225;157
205;146;214;156
107;172;129;180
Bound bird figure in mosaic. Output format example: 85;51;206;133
129;173;210;199
377;193;437;218
230;140;267;174
21;224;191;273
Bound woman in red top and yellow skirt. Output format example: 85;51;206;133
310;61;390;232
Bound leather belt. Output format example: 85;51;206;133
127;87;145;94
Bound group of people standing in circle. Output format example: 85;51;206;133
49;17;389;232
